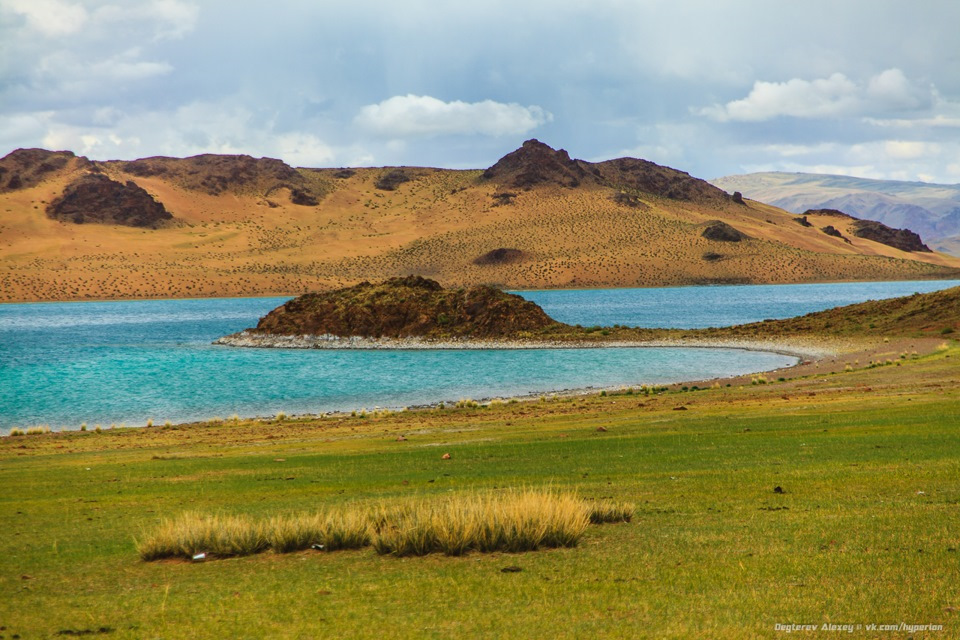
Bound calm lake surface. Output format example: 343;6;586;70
2;279;957;431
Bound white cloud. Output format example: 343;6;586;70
355;95;552;138
698;69;932;122
94;0;199;41
4;0;88;36
699;73;859;122
866;68;923;109
881;140;939;160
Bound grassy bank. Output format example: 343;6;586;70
1;341;958;638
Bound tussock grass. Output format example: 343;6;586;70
137;513;269;561
138;490;603;561
25;425;51;435
267;510;371;553
372;489;590;557
587;500;635;524
8;427;25;437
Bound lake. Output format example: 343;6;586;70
1;279;957;431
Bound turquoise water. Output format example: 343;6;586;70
1;279;957;431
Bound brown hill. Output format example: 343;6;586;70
1;142;959;302
247;276;559;338
702;285;960;338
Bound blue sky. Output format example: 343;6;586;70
2;0;959;182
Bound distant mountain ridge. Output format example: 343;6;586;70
711;172;960;255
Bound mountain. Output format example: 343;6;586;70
2;142;959;303
711;172;960;255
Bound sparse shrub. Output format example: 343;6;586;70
80;423;87;432
8;427;24;437
941;327;955;335
25;425;51;435
94;425;102;433
146;419;154;428
750;374;768;385
275;412;286;422
844;364;853;372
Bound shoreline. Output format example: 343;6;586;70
214;330;833;361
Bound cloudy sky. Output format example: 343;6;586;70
2;0;959;182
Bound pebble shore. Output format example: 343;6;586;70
214;330;834;361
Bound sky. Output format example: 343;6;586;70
2;0;959;183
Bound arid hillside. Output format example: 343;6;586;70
2;141;959;302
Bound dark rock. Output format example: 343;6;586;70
248;275;561;339
46;173;172;228
115;154;320;205
375;169;411;191
851;220;931;252
773;486;785;494
587;156;730;203
333;169;356;179
794;216;812;227
612;191;648;208
731;191;745;204
702;252;724;262
482;139;587;190
821;225;847;240
473;248;526;266
701;220;749;242
501;566;523;573
804;208;854;219
0;148;83;192
290;188;319;206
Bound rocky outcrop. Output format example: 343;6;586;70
117;154;324;205
481;139;732;204
234;276;560;339
0;148;87;192
473;248;527;265
851;220;931;252
804;208;855;219
586;156;731;203
482;139;588;190
374;169;412;191
701;220;749;242
46;173;172;228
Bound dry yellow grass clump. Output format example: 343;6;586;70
371;489;592;556
137;490;632;561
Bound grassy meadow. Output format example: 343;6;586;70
1;341;958;638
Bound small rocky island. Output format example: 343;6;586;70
216;276;572;348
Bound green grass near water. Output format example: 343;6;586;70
2;346;959;638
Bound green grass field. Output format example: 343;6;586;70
2;344;959;638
